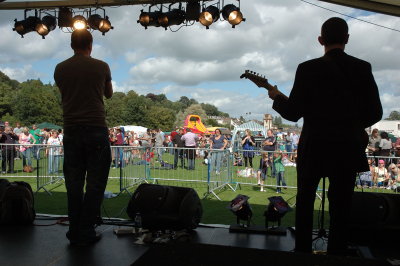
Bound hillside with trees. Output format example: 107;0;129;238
0;71;230;131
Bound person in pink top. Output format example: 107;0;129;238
19;127;36;167
181;128;198;170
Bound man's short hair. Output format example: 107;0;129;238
71;29;93;50
321;17;348;45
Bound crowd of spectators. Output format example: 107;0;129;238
1;121;400;193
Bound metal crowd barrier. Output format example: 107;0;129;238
2;142;398;199
36;146;65;195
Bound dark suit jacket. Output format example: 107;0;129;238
273;49;382;176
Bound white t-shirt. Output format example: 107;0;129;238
374;167;387;182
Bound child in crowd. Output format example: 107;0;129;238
374;159;389;188
257;152;269;192
274;151;287;193
233;152;243;166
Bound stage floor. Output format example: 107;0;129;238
0;217;394;266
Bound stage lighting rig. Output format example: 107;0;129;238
88;9;113;35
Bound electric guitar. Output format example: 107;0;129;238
240;70;288;100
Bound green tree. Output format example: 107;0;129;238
145;106;175;131
273;116;283;127
104;92;127;127
13;80;62;125
385;111;400;120
205;118;219;127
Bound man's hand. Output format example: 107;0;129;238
268;85;281;100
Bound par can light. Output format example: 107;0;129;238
13;16;40;37
36;15;57;38
137;11;161;29
199;6;220;29
221;4;244;27
72;15;87;30
158;9;186;30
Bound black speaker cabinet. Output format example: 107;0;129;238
348;192;400;245
127;183;203;231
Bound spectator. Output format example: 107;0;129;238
241;129;255;169
379;131;392;166
30;124;43;160
395;137;400;160
290;131;299;153
172;128;185;169
0;126;19;174
262;129;276;176
374;159;389;188
273;151;287;193
114;128;124;168
209;128;228;175
257;152;269;192
181;128;198;170
154;128;164;162
13;122;23;135
139;129;151;148
368;128;380;165
19;127;35;168
356;159;374;188
387;163;398;190
47;130;63;174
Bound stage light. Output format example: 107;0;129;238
58;7;73;28
88;14;113;35
199;6;220;29
264;196;291;235
35;15;57;38
13;16;40;38
137;10;161;29
221;4;245;28
72;15;87;30
228;194;252;226
158;9;186;30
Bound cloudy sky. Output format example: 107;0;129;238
0;0;399;124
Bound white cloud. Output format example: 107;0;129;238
0;0;399;122
0;65;44;82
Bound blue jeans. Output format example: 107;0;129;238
22;148;32;166
63;126;111;239
48;154;61;174
210;151;223;172
275;171;287;192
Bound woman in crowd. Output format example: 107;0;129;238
257;152;269;192
379;131;392;166
19;127;35;168
47;130;62;174
209;128;228;175
241;129;255;169
374;159;389;188
368;128;380;165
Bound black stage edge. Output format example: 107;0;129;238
133;242;390;266
229;224;287;235
0;218;395;266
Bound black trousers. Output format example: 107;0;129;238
2;149;15;172
295;169;356;253
63;126;111;239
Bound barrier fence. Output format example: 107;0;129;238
0;143;398;199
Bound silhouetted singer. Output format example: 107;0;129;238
267;17;382;254
54;29;113;246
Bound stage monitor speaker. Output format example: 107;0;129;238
127;183;203;231
348;192;400;245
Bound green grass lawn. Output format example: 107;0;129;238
4;151;395;228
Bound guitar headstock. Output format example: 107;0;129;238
240;70;273;90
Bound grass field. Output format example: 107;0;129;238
3;150;395;228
